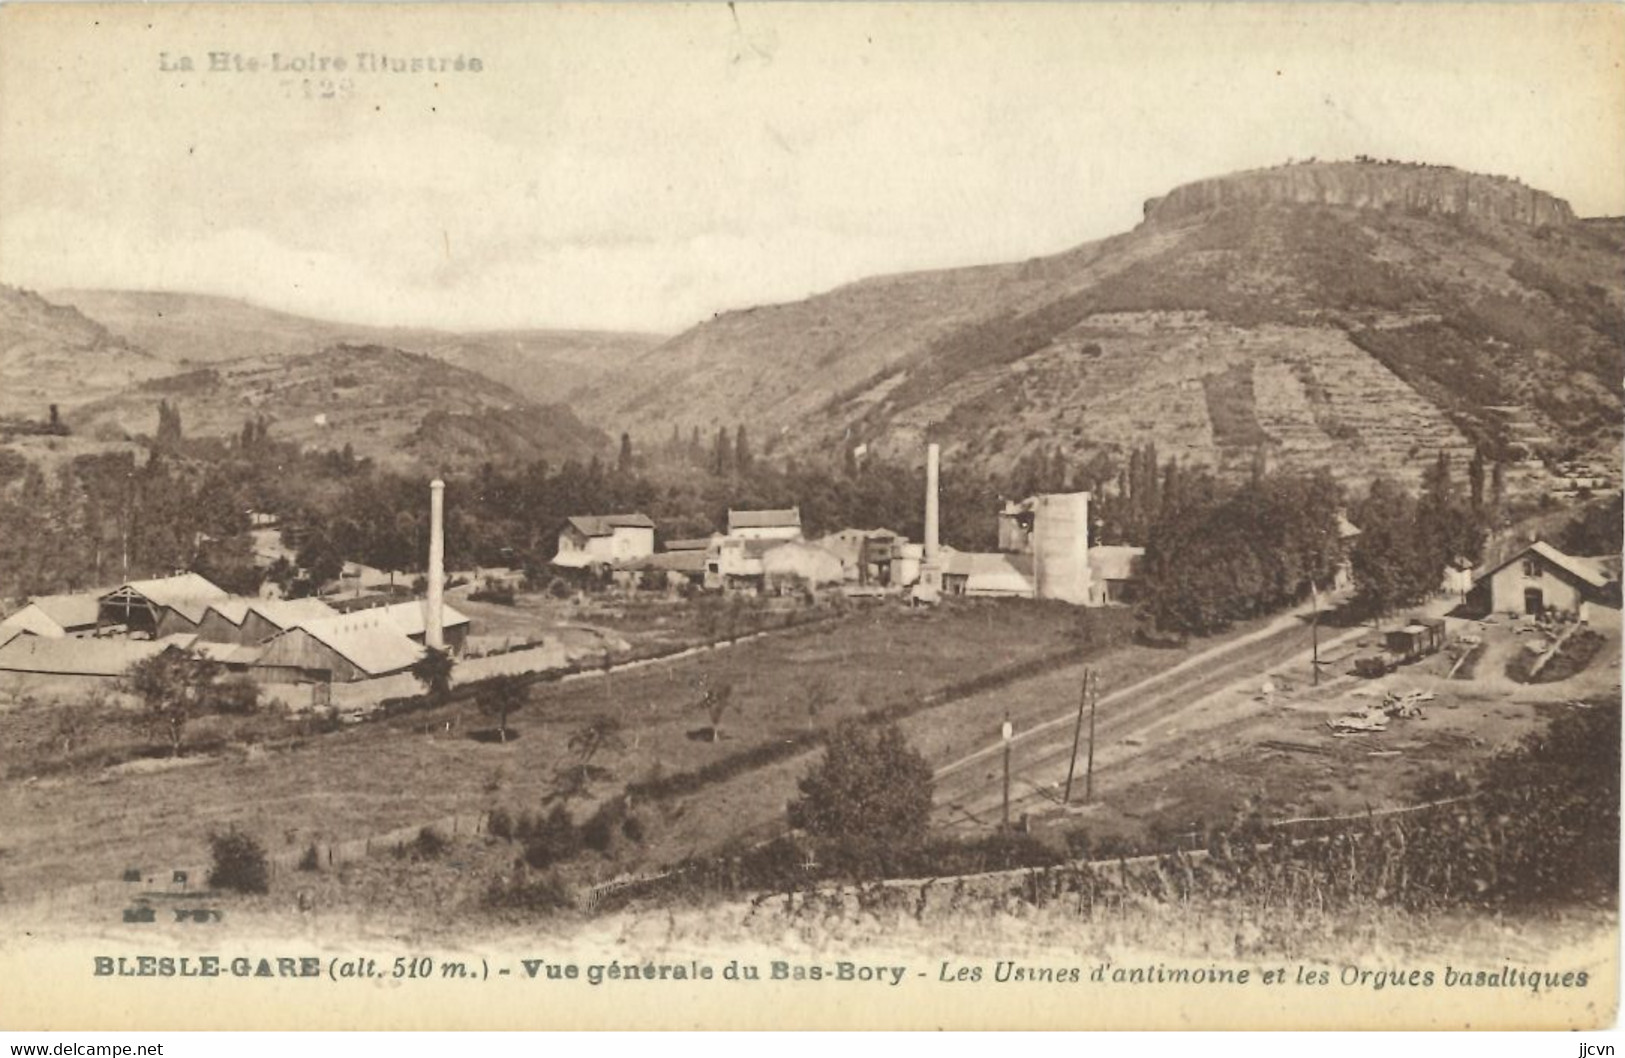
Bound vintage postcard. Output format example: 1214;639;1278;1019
0;1;1620;1032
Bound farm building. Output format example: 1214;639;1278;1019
726;508;803;542
196;597;342;646
98;573;230;638
616;549;709;592
941;549;1036;598
0;591;104;639
1468;541;1619;617
553;513;657;569
1087;545;1144;605
252;613;425;684
761;540;846;592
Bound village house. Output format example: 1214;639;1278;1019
553;513;657;569
726;508;803;542
1468;541;1620;619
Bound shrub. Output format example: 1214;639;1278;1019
297;844;321;872
488;807;515;841
788;720;934;878
483;870;574;914
523;806;580;869
413;826;449;860
207;830;270;894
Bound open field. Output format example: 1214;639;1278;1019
0;600;1101;899
2;591;1613;927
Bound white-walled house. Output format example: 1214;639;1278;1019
726;508;802;542
553;513;657;569
1471;541;1618;617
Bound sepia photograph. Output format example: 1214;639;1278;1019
0;1;1620;1033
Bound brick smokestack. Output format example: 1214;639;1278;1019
925;442;940;560
427;478;445;651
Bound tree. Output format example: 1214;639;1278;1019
410;647;454;703
477;674;528;743
1349;477;1438;621
712;426;733;477
699;678;735;742
789;720;934;877
617;432;634;475
207;829;270;893
734;425;752;475
802;676;837;731
122;648;225;757
564;714;626;794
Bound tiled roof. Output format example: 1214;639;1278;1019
566;513;656;537
290;615;425;676
0;635;178;677
728;508;801;530
106;573;230;622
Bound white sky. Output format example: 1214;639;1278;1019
1;3;1621;334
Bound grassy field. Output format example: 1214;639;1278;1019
0;599;1104;899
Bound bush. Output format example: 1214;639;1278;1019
488;807;515;841
788;720;934;878
483;870;575;914
470;585;516;606
297;844;321;872
207;830;270;894
523;806;580;869
413;826;449;860
580;800;626;854
213;678;261;716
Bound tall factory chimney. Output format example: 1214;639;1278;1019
913;442;943;603
426;478;445;651
924;442;941;561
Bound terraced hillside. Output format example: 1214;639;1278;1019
578;161;1624;487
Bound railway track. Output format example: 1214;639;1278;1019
932;614;1369;829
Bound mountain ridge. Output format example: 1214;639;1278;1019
575;160;1623;488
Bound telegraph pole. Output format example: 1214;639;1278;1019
1064;668;1090;804
1001;715;1013;830
1084;670;1098;804
1311;579;1321;687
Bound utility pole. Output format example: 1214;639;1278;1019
1064;668;1090;804
1084;669;1098;804
1311;579;1321;687
1001;715;1013;830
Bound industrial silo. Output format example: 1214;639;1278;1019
1032;492;1092;604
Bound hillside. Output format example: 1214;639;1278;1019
66;342;609;473
0;286;172;419
577;160;1624;486
46;289;664;406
